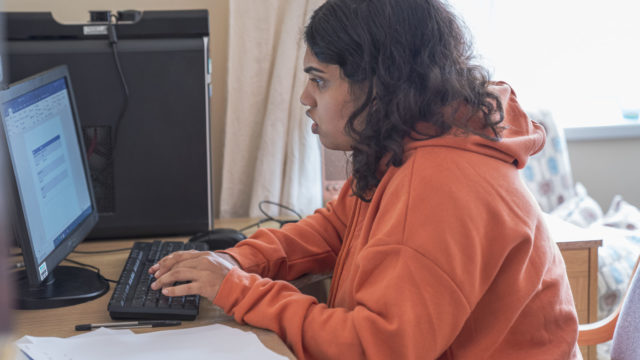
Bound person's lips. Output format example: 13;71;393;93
306;110;319;134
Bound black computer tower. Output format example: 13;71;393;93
4;10;213;238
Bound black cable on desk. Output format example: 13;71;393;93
258;200;303;220
238;218;280;232
63;258;118;283
238;200;303;232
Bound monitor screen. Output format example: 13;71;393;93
0;65;108;309
3;77;92;269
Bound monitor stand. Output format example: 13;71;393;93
14;266;109;310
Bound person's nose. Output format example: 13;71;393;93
300;83;315;108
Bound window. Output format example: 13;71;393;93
449;0;640;131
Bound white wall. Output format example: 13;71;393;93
568;137;640;211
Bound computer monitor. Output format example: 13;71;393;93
0;65;109;309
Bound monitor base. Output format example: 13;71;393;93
15;266;109;310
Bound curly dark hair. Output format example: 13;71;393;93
304;0;504;201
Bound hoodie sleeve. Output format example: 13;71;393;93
214;245;470;360
218;180;356;281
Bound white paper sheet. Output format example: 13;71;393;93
16;324;288;360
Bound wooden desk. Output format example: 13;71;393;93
12;233;295;359
546;214;602;360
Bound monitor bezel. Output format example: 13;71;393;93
0;65;98;287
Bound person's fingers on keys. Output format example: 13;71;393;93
161;280;200;298
150;251;238;277
150;255;200;280
149;250;189;274
150;256;214;291
151;253;233;297
161;270;224;301
151;266;196;291
156;256;209;277
149;250;205;277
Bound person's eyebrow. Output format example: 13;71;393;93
304;66;325;74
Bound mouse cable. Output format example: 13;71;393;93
108;13;130;151
237;217;278;233
258;200;303;220
237;200;303;233
63;258;118;283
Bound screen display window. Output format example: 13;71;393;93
2;78;92;264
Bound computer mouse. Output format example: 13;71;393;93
188;228;247;251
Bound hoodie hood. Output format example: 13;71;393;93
405;82;546;169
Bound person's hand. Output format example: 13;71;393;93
148;250;239;302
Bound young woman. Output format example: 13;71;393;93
150;0;581;358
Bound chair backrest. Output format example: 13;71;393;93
610;260;640;359
520;110;575;212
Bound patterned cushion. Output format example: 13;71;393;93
601;195;640;231
550;182;603;228
520;110;576;212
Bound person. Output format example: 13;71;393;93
149;0;581;358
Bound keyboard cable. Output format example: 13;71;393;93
63;258;118;284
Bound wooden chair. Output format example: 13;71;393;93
578;256;640;359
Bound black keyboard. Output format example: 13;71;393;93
108;240;208;320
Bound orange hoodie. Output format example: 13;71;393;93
216;83;581;359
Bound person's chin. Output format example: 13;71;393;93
318;138;336;150
319;139;350;152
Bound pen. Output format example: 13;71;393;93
75;320;181;331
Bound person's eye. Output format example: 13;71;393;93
309;77;326;88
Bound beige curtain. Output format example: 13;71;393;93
220;0;325;218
